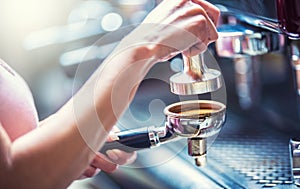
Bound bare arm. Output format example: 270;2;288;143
0;1;220;189
1;46;156;189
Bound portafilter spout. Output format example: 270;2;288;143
100;100;226;167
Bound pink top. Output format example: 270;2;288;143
0;59;38;141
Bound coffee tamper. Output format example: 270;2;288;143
170;53;222;95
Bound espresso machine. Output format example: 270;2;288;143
210;0;300;187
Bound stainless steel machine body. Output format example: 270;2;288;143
209;0;300;187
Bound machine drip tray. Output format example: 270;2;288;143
203;111;296;188
209;136;293;188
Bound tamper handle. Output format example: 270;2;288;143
183;53;207;80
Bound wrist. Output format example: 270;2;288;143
115;40;159;66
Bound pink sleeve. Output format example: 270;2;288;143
0;60;38;141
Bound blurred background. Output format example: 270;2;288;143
0;0;156;119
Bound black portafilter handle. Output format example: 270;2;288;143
100;127;153;153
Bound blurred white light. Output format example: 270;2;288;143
60;42;118;66
101;13;123;32
130;10;148;24
170;57;183;72
118;0;148;5
60;46;93;67
68;0;113;24
23;21;104;50
67;8;89;24
23;26;62;50
244;29;254;35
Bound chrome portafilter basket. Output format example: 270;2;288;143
164;100;226;166
100;99;226;166
101;52;226;166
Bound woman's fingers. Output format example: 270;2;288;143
91;152;118;173
81;165;100;178
81;149;137;177
142;0;219;59
106;149;137;165
192;0;220;26
90;150;137;174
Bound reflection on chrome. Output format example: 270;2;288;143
100;100;226;167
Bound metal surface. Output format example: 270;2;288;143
170;54;222;95
208;0;277;20
290;138;300;186
213;0;300;40
188;137;207;167
216;24;283;58
175;110;296;188
214;5;300;187
101;100;226;167
290;41;300;96
165;100;225;166
215;5;280;34
277;0;300;39
164;100;226;138
232;56;261;109
215;11;284;110
210;136;294;188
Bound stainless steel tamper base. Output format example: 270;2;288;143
170;68;222;95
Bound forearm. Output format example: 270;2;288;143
73;44;157;151
8;114;88;189
1;45;157;189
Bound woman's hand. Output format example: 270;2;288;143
79;128;137;178
120;0;220;61
80;150;137;178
